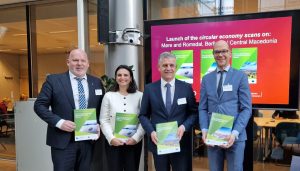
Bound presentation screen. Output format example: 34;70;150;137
144;10;300;109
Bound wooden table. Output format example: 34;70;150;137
254;117;300;161
254;117;300;128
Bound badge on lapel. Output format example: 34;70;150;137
223;84;232;92
95;89;102;95
177;98;187;105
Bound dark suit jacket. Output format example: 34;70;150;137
34;72;104;149
139;79;198;154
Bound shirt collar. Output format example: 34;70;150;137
161;78;175;87
216;65;230;73
69;71;87;80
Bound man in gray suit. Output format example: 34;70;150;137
199;40;252;171
34;49;104;171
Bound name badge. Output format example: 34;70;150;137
223;84;232;92
177;98;187;105
95;89;102;95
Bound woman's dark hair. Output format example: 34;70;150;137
111;65;137;93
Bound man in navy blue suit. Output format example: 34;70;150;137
34;49;104;171
139;51;198;171
199;40;252;171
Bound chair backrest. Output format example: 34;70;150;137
275;122;300;145
290;155;300;171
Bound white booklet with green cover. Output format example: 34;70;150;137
74;108;98;141
205;112;234;146
114;112;138;142
156;121;180;155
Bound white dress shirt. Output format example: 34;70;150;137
56;71;89;128
69;71;89;109
160;78;175;106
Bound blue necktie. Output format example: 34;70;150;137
75;77;86;109
165;83;172;114
217;71;224;97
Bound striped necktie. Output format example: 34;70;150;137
75;77;86;109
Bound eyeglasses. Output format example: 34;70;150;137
213;49;229;55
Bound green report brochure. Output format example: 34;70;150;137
232;47;258;84
74;108;98;141
171;50;193;84
114;112;138;142
156;121;180;155
206;113;234;146
200;49;216;80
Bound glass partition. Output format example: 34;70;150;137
0;6;27;160
35;0;77;91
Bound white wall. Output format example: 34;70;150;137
15;100;52;171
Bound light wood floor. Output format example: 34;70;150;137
0;156;291;171
192;157;290;171
146;153;291;171
0;132;292;171
0;159;16;171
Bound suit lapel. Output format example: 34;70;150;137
154;81;168;117
211;70;218;98
87;75;95;108
223;68;233;85
169;80;179;116
60;72;75;109
219;68;233;98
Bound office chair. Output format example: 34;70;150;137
0;120;8;136
290;155;300;171
275;122;300;147
272;122;300;164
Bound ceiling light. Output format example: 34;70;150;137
0;26;7;38
13;33;27;36
46;47;64;50
49;30;75;34
0;49;11;52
